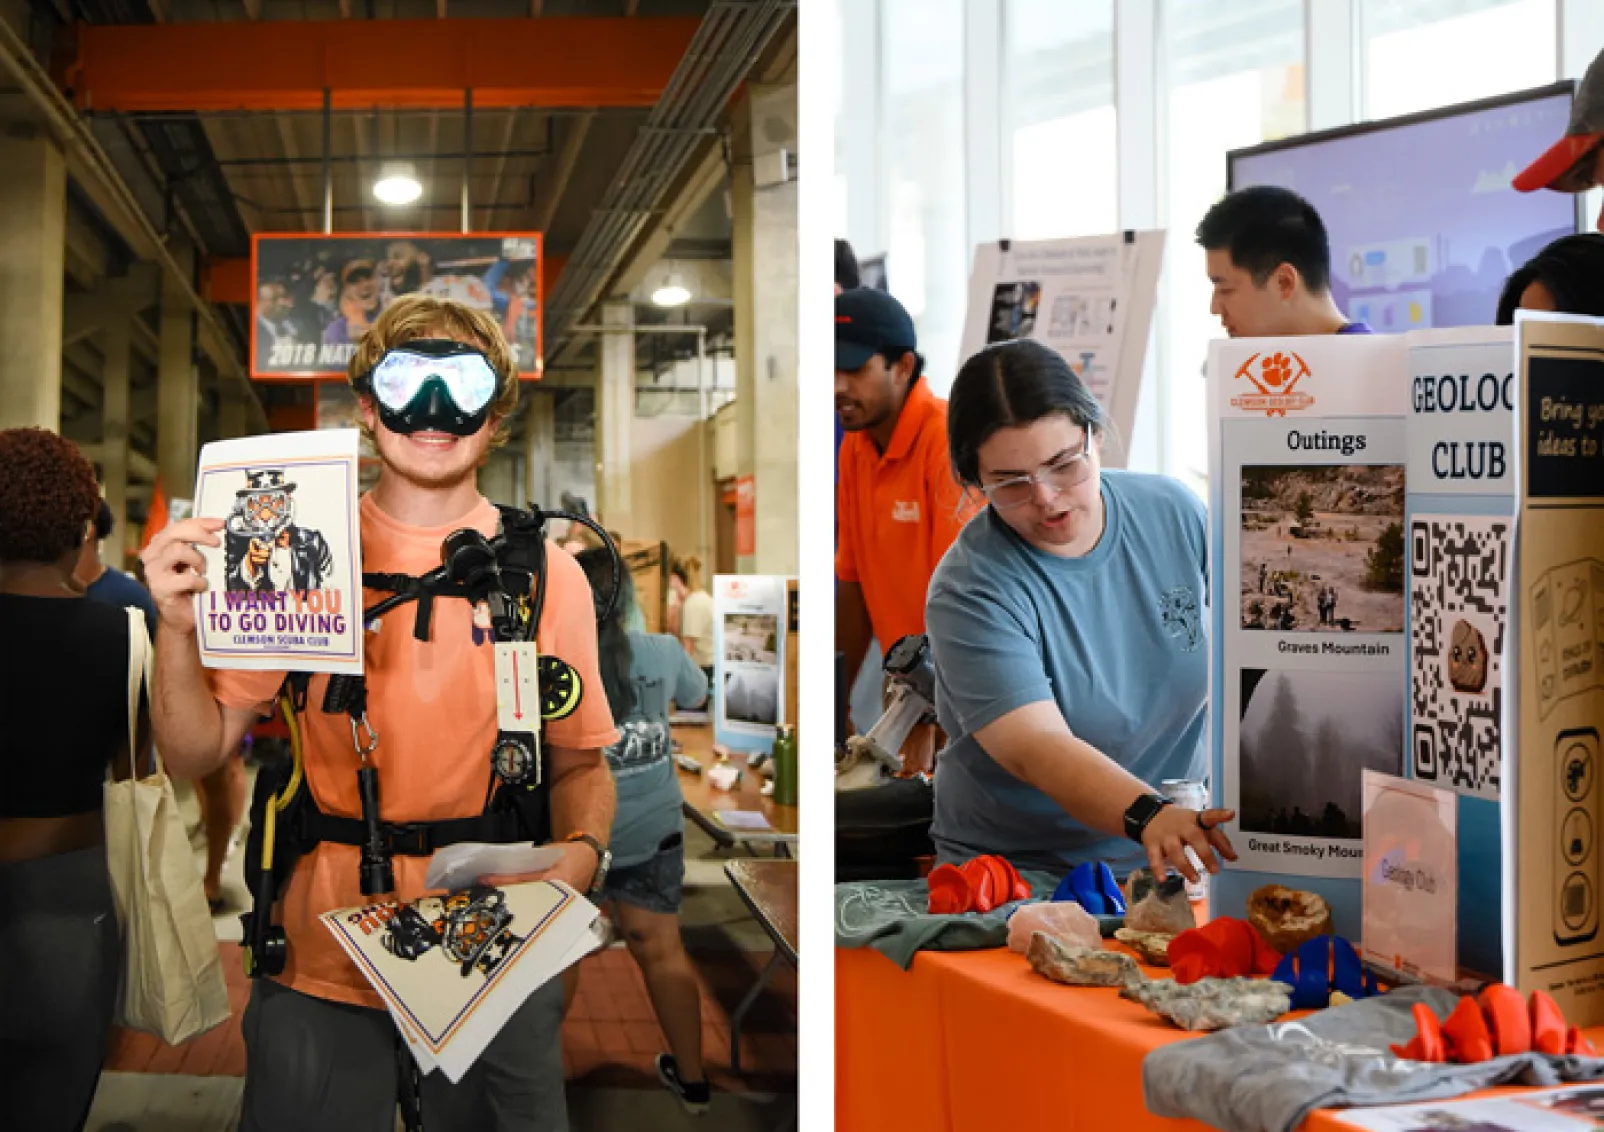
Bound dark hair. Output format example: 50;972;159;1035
0;428;100;564
1196;185;1332;295
881;349;926;385
94;500;114;541
575;547;636;722
835;238;861;290
1496;233;1604;324
947;339;1108;487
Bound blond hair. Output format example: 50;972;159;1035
673;553;704;591
346;294;521;446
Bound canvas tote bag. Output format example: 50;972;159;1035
104;606;231;1043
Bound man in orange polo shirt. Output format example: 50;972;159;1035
836;288;972;770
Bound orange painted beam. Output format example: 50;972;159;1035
207;251;565;307
67;17;699;112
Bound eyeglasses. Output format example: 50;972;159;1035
978;450;1093;511
359;339;501;415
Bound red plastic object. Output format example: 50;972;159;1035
1480;984;1532;1057
1567;1026;1595;1057
1166;919;1283;985
1391;1003;1447;1062
1530;991;1567;1056
1442;996;1494;1063
927;864;972;915
955;855;1030;914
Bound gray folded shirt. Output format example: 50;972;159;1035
1143;985;1604;1132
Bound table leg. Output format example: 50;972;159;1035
729;949;785;1076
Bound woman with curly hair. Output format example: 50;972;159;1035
0;427;143;1131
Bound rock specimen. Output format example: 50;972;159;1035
1123;867;1197;936
1115;928;1174;967
1027;932;1143;989
1121;976;1292;1031
1247;884;1333;954
1007;900;1102;954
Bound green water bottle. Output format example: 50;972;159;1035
772;724;798;807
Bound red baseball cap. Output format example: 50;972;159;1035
1514;55;1604;193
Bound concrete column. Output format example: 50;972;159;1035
157;244;198;500
524;390;555;509
731;80;798;576
218;392;248;440
595;300;635;536
0;125;66;430
101;310;131;561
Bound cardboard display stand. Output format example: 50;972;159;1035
619;539;668;634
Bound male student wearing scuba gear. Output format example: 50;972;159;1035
141;294;619;1132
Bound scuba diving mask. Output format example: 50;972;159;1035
356;339;502;436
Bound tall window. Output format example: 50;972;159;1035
1002;0;1117;242
1363;0;1557;121
883;0;967;390
1161;0;1306;488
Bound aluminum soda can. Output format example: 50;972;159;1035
1161;778;1211;902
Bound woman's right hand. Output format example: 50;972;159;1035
1140;805;1239;885
140;517;225;635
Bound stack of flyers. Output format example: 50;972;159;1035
321;879;603;1081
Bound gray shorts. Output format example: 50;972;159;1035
239;971;566;1132
603;833;684;915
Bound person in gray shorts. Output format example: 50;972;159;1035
576;550;712;1115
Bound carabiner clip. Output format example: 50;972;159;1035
351;713;380;760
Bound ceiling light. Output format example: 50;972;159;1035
373;163;422;206
652;268;691;308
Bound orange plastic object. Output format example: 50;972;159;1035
1530;991;1568;1056
1167;919;1283;985
1479;984;1532;1057
1442;996;1494;1063
1567;1025;1595;1056
927;864;972;915
1391;1003;1448;1062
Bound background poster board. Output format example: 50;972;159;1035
1208;333;1409;939
1509;312;1604;1024
960;231;1165;468
1404;326;1514;981
712;574;792;753
251;232;543;379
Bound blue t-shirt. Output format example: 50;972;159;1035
87;568;158;636
605;631;709;867
1337;321;1374;335
925;469;1210;875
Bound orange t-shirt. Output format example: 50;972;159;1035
835;380;975;650
208;492;619;1008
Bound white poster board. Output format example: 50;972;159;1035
712;574;792;754
192;429;364;675
1361;770;1457;987
959;231;1165;467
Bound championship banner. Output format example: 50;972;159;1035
251;233;542;380
1208;333;1409;940
192;429;364;675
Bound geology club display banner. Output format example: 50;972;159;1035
192;430;364;676
712;574;792;754
251;233;542;380
1208;333;1409;939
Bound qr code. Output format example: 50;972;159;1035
1410;516;1510;799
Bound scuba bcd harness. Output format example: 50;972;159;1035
240;503;621;984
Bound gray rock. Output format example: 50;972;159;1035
1121;976;1291;1031
1123;867;1198;936
1114;928;1174;966
1027;932;1145;989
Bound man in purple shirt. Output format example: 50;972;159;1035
1196;186;1372;339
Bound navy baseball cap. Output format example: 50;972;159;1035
836;288;917;371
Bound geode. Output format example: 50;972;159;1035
1247;884;1333;954
1027;931;1144;989
1121;976;1292;1031
1115;928;1174;966
1123;867;1197;936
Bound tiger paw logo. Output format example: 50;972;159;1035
1229;351;1315;417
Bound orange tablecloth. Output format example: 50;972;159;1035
836;944;1604;1132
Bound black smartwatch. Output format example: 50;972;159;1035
564;831;612;897
1123;793;1173;843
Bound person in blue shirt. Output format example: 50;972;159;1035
74;501;157;634
925;338;1238;883
574;548;712;1115
1197;185;1373;339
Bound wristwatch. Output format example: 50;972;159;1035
1123;793;1173;844
565;831;611;896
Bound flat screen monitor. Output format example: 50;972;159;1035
1229;82;1579;332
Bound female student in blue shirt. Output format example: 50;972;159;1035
925;338;1238;884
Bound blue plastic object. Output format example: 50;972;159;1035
1051;861;1127;916
1270;935;1379;1010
